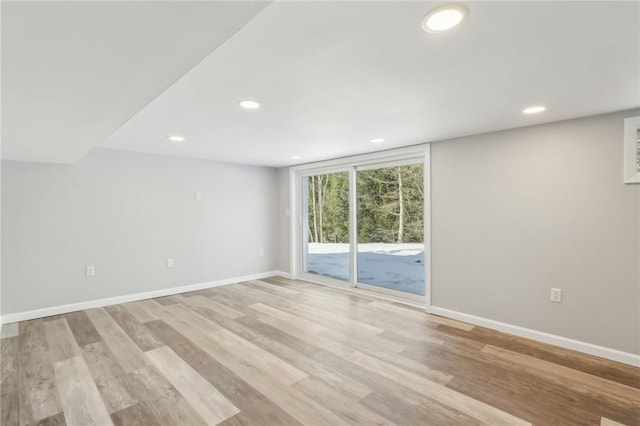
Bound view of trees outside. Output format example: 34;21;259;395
356;164;424;245
303;171;351;283
305;172;349;244
304;164;425;296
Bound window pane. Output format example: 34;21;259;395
301;172;350;281
356;163;425;295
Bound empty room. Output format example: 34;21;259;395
1;1;639;425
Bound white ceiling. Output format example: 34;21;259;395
3;1;639;167
1;1;269;163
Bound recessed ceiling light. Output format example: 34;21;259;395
522;105;546;114
422;4;469;33
167;135;186;143
370;138;385;143
239;100;260;110
291;155;302;160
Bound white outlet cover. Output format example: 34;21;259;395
195;191;202;201
166;258;174;268
550;288;562;303
86;266;95;277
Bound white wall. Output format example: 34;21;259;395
278;110;640;356
431;109;639;355
1;148;279;315
4;110;638;356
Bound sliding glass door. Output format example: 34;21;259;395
301;171;350;283
297;150;427;302
356;163;425;298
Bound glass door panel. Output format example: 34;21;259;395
356;163;425;296
301;171;350;282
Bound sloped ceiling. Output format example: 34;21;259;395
1;1;270;163
101;1;640;167
3;1;639;166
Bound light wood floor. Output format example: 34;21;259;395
1;277;639;426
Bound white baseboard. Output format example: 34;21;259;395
1;271;279;324
430;306;640;367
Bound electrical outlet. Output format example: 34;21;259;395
86;266;95;277
550;288;562;303
194;191;202;201
166;258;174;268
259;248;264;257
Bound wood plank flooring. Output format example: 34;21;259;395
1;277;639;425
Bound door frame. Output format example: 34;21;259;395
289;144;432;311
297;167;353;289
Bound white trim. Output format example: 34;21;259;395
430;306;640;367
424;144;432;312
623;116;640;184
355;156;425;171
298;165;352;178
290;145;429;174
1;271;280;324
349;165;357;288
289;167;299;279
